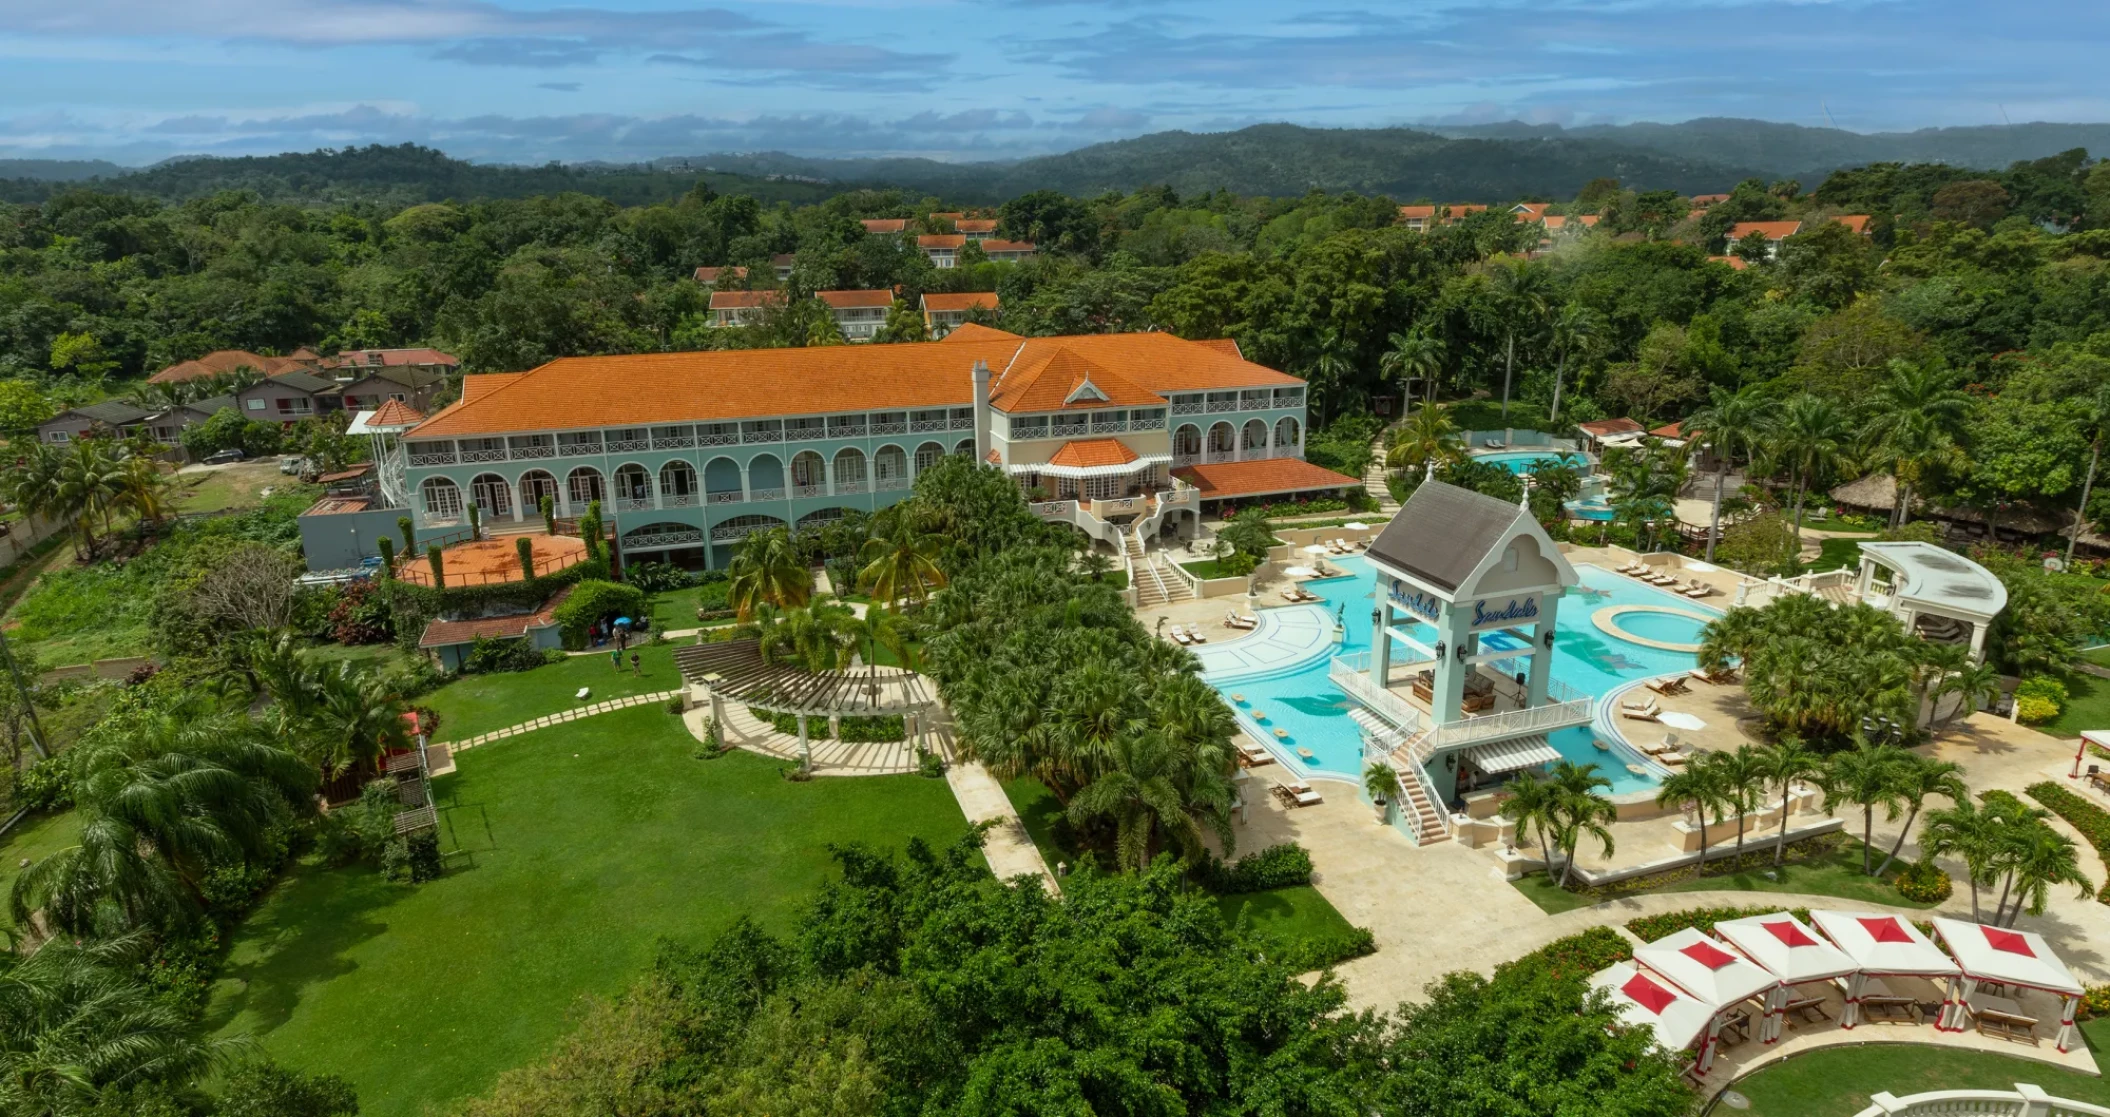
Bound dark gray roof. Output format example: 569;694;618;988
186;395;236;416
266;371;339;393
1365;481;1523;593
59;401;152;426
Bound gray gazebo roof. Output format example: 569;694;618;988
674;639;935;716
1366;481;1530;594
1858;541;2009;623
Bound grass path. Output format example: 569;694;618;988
0;811;81;932
205;705;970;1117
1511;842;1933;916
421;642;682;741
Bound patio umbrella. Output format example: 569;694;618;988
1283;566;1317;577
1344;522;1369;531
1303;544;1328;555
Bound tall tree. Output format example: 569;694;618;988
1818;741;1908;876
1654;757;1729;869
1767;393;1855;556
2065;381;2110;566
1859;361;1969;527
1686;385;1770;561
1490;259;1552;427
1870;754;1966;878
1546;303;1601;424
727;528;812;620
1378;330;1445;417
1758;737;1826;869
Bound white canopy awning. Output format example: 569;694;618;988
1463;734;1561;774
1809;911;1958;977
1007;454;1170;480
1714;912;1858;987
1635;927;1779;1009
1589;961;1721;1071
1932;918;2086;1051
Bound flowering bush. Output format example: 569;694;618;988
2016;694;2060;724
1895;859;1954;904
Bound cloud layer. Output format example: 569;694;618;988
0;0;2103;164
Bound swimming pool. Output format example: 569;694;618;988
1608;610;1710;647
1200;558;1718;794
1475;449;1589;475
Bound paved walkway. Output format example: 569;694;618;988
678;701;933;775
444;690;681;751
946;761;1060;893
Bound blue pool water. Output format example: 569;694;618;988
1204;558;1718;794
1612;610;1710;647
1476;450;1589;475
1566;497;1617;521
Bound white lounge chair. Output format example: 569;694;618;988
1169;625;1192;645
1619;694;1658;713
1621;705;1661;723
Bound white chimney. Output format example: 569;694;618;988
971;359;993;465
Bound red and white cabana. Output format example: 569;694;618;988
1809;910;1960;1029
1590;961;1727;1074
1930;918;2087;1051
1713;912;1859;1043
1633;927;1781;1052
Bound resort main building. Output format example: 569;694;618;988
318;325;1359;570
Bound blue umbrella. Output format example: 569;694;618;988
614;616;633;628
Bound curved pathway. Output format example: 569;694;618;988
444;690;682;752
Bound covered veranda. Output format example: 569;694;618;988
1854;540;2008;660
673;639;944;774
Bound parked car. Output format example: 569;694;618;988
202;448;246;465
279;455;309;475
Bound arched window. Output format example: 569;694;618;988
747;454;785;499
613;464;652;506
954;438;975;457
1275;416;1301;451
703;457;743;502
518;469;558;517
659;460;698;506
421;477;463;524
790;451;826;496
470;473;513;519
914;442;944;474
832;448;867;494
1207;422;1235;459
566;466;605;509
873;445;908;490
1173;424;1202;458
1241;419;1268;452
710;513;788;543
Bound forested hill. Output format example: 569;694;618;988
1437;118;2110;183
0;145;846;207
674;124;1769;200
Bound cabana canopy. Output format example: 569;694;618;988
1714;913;1859;1043
1590;961;1723;1074
1932;918;2086;1050
1810;910;1960;1029
1635;927;1779;1010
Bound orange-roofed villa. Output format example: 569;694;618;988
300;327;1356;572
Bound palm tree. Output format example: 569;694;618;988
1378;330;1445;417
1870;754;1966;878
856;606;914;669
1548;760;1617;888
1715;745;1769;865
1686;385;1771;561
1364;762;1400;820
1921;795;2004;921
1655;757;1729;869
0;934;237;1112
1032;662;1148;798
1546;303;1601;425
2064;382;2110;566
1930;660;2003;731
1818;741;1909;875
727;528;812;621
1757;737;1826;869
1996;820;2093;927
1767;393;1855;556
1065;725;1235;871
1490;259;1551;426
1860;361;1969;528
858;513;948;607
1499;769;1561;878
1303;331;1356;427
1384;403;1465;472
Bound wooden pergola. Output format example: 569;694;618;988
673;639;940;769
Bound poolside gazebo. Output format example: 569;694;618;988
1633;928;1779;1050
1853;541;2008;662
673;639;941;771
1713;912;1859;1043
1809;910;1961;1029
1931;918;2087;1051
1590;960;1725;1076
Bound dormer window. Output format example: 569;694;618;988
1063;376;1110;405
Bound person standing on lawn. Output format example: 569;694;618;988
630;651;641;676
611;647;622;672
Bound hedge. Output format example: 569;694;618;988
1626;905;1810;942
1196;843;1314;894
2025;781;2110;904
1264;926;1376;972
386;554;611;651
552;579;647;649
1497;926;1633;982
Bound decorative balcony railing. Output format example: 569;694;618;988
410;451;457;466
747;487;786;502
558;442;600;457
874;476;911;492
653;435;696;450
910;419;950;433
461;448;507;463
661;492;697;509
870;421;907;435
792;483;826;498
742;429;783;444
785;426;830;442
615;496;652;513
510;444;552;460
834;480;868;495
706;490;744;505
698;431;739;446
606;439;650;454
1171;400;1204;415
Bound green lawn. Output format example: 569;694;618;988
1443;399;1556;435
1729;1020;2110;1116
1806;536;1871;573
172;462;313;515
0;811;82;932
2039;669;2110;739
205;706;970;1117
1512;841;1935;916
421;642;683;741
1179;559;1243;580
646;584;722;630
2081;645;2110;669
304;642;417;674
1215;885;1356;944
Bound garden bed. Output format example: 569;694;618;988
1511;836;1931;916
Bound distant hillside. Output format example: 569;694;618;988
1436;118;2110;182
0;158;127;182
0;144;846;207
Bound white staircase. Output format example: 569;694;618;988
1130;531;1195;607
1365;426;1401;513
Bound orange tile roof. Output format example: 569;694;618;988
978;239;1035;253
918;235;966;249
1577;418;1645;437
817;289;893;309
693;265;748;283
367;399;426;427
930;212;965;221
1047;438;1139;468
1171;458;1360;500
988;347;1161;413
1830;214;1872;234
1708;255;1750;270
320;347;459;370
710;290;787;310
770;253;795;266
1728;220;1803;240
860;219;909;234
955;219;998;234
939;322;1020;343
1398;205;1437;220
418;588;570;648
461;373;524;403
1195;338;1243;358
921;292;998;313
408;331;1300;437
149;349;304;384
1650;421;1686;439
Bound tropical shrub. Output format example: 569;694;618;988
1626;905;1810;942
460;635;557;674
626;561;695;594
2024;780;2110;903
1500;926;1634;981
179;406;284;459
325;578;392;644
2078;984;2110;1022
1196;842;1315;893
1266;925;1377;970
552;578;647;648
1895;859;1954;903
12;756;72;811
2016;674;2069;713
2015;694;2060;724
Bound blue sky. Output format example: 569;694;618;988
0;0;2104;165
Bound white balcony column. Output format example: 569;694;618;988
1371;599;1393;689
825;458;836;497
652;477;664;510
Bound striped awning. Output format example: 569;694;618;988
1463;734;1562;774
1349;708;1411;747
